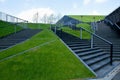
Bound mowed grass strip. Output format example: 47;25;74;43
0;29;94;80
62;24;91;39
77;23;92;39
0;29;56;60
0;20;23;38
62;27;80;37
28;23;50;29
69;15;105;22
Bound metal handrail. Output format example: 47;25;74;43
80;26;113;65
105;19;114;26
115;23;120;30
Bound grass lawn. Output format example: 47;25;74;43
0;29;94;80
62;27;80;37
0;20;23;38
77;23;91;29
69;15;105;22
28;23;50;29
62;23;91;39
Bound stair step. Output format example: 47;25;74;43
62;39;81;42
0;43;15;46
0;29;41;50
113;55;120;58
113;58;120;61
68;44;89;47
95;61;119;77
87;54;109;66
0;46;8;49
66;41;90;45
55;29;120;77
76;49;102;55
66;39;89;42
91;59;110;72
0;45;9;47
81;51;106;61
67;42;90;45
71;46;91;50
74;47;100;53
113;50;120;52
67;43;90;46
77;50;102;57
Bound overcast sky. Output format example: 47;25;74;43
0;0;119;21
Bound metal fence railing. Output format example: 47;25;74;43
0;11;28;28
51;23;113;65
79;26;113;65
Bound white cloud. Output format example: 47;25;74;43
95;0;108;3
83;0;91;5
91;10;101;15
17;8;56;22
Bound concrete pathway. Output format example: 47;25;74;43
88;63;120;80
112;71;120;80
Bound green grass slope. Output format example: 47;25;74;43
0;27;94;80
60;15;103;39
0;20;23;38
28;23;50;29
62;23;92;39
69;15;105;22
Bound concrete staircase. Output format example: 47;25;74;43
54;29;119;77
0;29;41;50
95;22;120;61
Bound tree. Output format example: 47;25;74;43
56;13;62;22
43;13;62;24
41;14;48;23
48;14;55;24
32;12;39;23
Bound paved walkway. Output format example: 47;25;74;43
88;63;120;80
112;71;120;80
0;29;41;51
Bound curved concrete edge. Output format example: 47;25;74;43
59;38;97;77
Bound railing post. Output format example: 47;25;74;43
14;24;16;34
50;24;51;30
50;22;52;30
95;22;98;31
54;26;56;34
110;44;113;65
6;14;8;22
79;26;113;65
60;29;62;38
80;27;82;39
26;21;28;29
16;18;18;23
0;12;2;20
91;22;94;48
91;34;93;48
